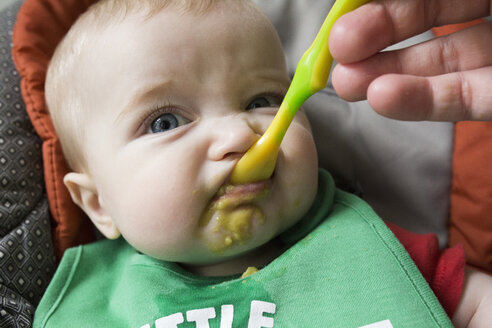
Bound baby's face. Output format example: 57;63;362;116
79;4;318;266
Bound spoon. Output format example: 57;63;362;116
230;0;371;184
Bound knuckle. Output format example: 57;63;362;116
456;72;473;120
439;37;460;73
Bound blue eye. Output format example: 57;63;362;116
246;95;282;110
149;113;189;133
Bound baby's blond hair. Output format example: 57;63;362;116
45;0;254;171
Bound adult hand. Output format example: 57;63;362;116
329;0;492;121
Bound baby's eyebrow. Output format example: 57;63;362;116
115;80;174;124
253;72;290;92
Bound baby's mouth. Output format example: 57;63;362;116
214;179;272;210
199;179;272;252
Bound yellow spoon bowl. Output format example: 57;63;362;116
230;0;371;185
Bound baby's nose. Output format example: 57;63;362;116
207;116;260;161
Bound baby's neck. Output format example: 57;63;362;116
183;239;284;277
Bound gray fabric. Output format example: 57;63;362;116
0;0;19;12
0;1;56;327
253;0;454;246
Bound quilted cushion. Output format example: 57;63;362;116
0;0;55;325
12;0;97;260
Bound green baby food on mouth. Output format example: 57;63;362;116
199;183;269;252
200;204;266;253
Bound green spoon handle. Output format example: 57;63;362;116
230;0;371;184
263;0;373;145
288;0;372;108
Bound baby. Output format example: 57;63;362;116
35;0;491;327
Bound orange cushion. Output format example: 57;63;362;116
12;0;98;260
432;19;484;37
449;122;492;272
433;19;492;272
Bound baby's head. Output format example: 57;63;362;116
46;0;319;274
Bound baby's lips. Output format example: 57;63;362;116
216;179;272;207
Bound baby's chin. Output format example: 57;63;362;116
196;179;273;253
198;204;268;254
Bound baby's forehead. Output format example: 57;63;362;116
76;0;269;59
82;0;259;28
67;0;284;98
80;1;279;64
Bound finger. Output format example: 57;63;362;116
367;67;492;121
332;21;492;101
330;0;490;64
331;53;393;102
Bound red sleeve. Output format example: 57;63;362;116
385;222;466;318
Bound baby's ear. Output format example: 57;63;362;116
63;172;121;239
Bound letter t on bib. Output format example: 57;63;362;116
155;312;185;328
186;307;216;328
248;300;276;328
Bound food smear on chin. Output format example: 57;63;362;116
199;181;270;252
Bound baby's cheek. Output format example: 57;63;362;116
283;124;318;177
282;125;318;209
116;186;193;244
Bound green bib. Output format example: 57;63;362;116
35;170;453;328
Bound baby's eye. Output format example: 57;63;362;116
246;95;282;110
149;113;190;133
